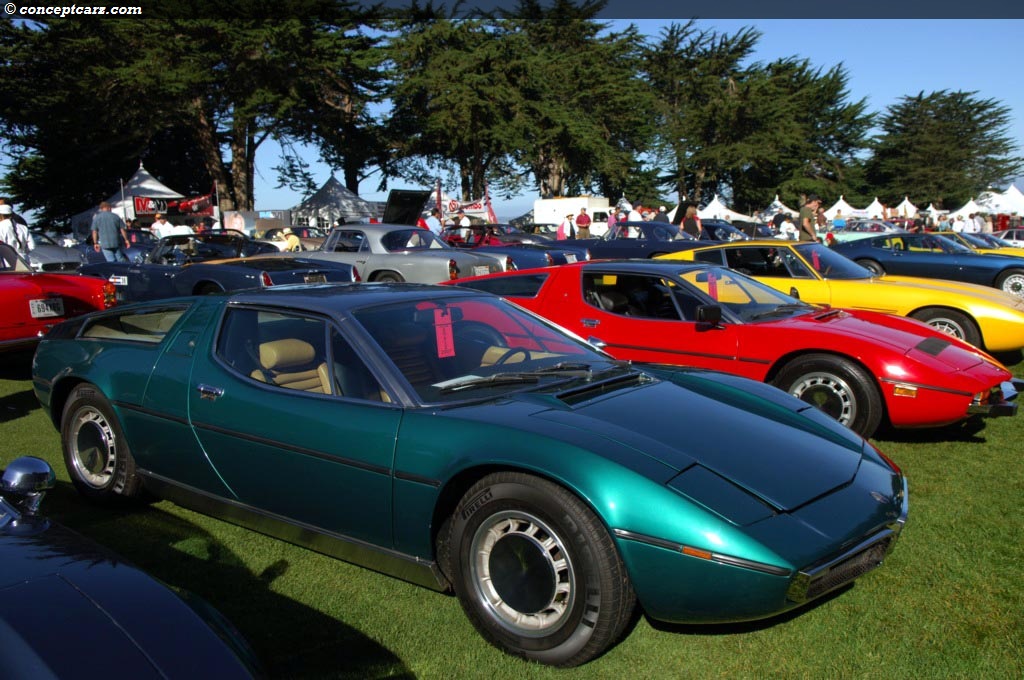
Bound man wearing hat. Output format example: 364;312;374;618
798;194;821;242
557;212;576;240
282;227;302;252
0;203;34;258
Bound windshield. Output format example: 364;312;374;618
930;234;976;254
675;266;815;322
352;295;621;404
793;243;874;280
381;228;450;252
974;232;1015;248
148;233;246;264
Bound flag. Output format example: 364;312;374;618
485;184;498;224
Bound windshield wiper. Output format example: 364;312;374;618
532;362;593;374
749;304;812;320
437;373;541;394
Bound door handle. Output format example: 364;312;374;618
581;318;600;328
196;384;224;401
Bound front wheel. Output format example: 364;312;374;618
61;384;145;504
773;354;883;437
995;268;1024;297
448;472;635;667
856;259;885;276
910;308;982;347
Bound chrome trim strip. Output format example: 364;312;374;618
787;526;898;602
604;343;771;365
613;528;791;577
394;470;442;488
116;401;189;426
877;378;972;398
139;470;448;592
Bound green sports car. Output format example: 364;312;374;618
31;283;908;667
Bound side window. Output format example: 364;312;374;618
331;329;388;402
217;308;331;394
692;249;725;266
778;250;814;278
582;273;682;320
332;231;363;253
81;306;189;343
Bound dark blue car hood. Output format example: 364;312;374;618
529;370;864;511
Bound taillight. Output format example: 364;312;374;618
544;253;553;265
448;259;458;280
352;267;361;282
101;282;117;308
261;271;273;287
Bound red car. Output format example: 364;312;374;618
452;260;1019;437
1;243;116;351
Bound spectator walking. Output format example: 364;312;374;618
90;201;129;262
798;195;821;241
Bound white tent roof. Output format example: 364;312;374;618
895;196;918;217
290;175;378;225
924;203;948;215
978;185;1024;214
824;195;856;220
864;197;886;218
70;163;184;234
1003;184;1024;213
765;194;796;216
697;195;751;222
950;198;983;219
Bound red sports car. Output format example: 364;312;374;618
1;243;116;351
453;260;1019;437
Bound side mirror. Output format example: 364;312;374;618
695;304;722;326
789;287;800;300
587;336;608;349
1;456;55;515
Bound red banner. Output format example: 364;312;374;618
133;196;168;215
134;194;215;217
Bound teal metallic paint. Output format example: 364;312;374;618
32;285;908;636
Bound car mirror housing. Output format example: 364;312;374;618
696;304;722;326
1;456;56;515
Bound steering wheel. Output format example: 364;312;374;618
494;348;531;365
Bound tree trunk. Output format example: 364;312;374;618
189;97;234;211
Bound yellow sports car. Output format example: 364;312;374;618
661;240;1024;352
941;231;1024;258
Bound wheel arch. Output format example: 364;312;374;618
906;305;984;346
369;269;404;282
47;376;92;429
191;280;224;295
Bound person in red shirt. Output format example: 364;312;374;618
575;208;592;239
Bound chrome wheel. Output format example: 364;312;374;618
68;406;118;490
789;371;856;426
999;271;1024;296
926;315;967;339
470;510;575;637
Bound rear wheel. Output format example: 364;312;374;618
448;472;635;667
61;384;145;504
374;271;404;283
910;308;982;347
195;282;222;295
995;268;1024;297
773;353;883;437
856;259;885;276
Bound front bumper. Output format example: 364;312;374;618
967;379;1023;418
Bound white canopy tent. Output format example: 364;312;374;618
764;194;797;216
70;163;184;237
894;196;918;217
978;185;1024;214
949;198;983;220
1002;184;1024;213
290;175;379;227
864;197;886;218
698;195;751;222
824;195;856;220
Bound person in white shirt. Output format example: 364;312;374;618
151;213;175;238
0;204;34;258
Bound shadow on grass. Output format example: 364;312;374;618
44;480;414;680
990;349;1023;368
645;584;851;637
0;388;42;423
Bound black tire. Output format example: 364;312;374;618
995;268;1024;297
910;308;982;348
61;384;145;504
773;353;883;437
373;271;404;283
856;259;885;276
448;472;635;667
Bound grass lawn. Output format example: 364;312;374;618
2;349;1022;678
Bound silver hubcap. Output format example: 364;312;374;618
926;317;966;339
69;406;117;489
470;510;575;637
1001;273;1024;296
790;372;856;426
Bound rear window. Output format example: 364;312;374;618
454;273;548;298
81;306;190;343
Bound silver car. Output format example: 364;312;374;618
277;223;508;282
26;232;84;272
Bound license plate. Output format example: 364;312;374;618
30;298;64;318
566;254;577;263
304;273;327;284
473;265;490;277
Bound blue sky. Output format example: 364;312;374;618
252;19;1024;219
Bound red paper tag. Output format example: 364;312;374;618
707;272;718;300
812;251;821;271
434;308;455;358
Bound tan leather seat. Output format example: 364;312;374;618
251;339;330;394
